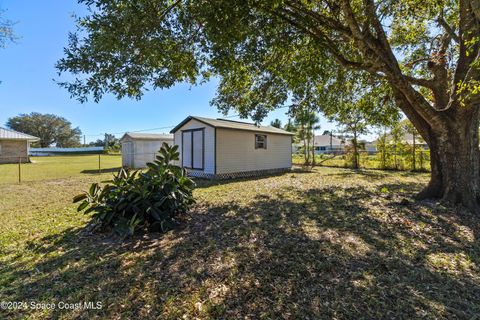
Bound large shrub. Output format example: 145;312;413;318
74;143;196;237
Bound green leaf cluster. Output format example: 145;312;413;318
73;143;196;238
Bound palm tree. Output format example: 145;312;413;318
294;110;310;165
294;110;320;166
284;119;297;133
270;119;282;128
308;114;321;166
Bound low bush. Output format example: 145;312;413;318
73;143;196;237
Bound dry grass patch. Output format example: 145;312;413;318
0;167;479;319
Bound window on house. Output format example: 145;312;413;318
0;143;2;155
255;134;267;149
320;146;326;151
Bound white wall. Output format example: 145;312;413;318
173;119;215;174
121;137;173;169
133;140;173;168
121;140;134;167
216;129;292;174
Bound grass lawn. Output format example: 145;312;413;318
1;167;479;319
0;155;122;184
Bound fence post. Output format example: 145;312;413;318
18;157;21;183
98;154;101;174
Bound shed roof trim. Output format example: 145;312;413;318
120;132;174;141
0;127;40;141
170;116;294;135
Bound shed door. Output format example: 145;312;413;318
182;131;192;168
182;129;204;170
192;130;204;169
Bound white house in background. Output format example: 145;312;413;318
313;135;345;154
120;132;174;169
170;116;294;179
398;133;429;149
0;127;39;164
374;132;429;150
294;135;345;154
363;141;377;154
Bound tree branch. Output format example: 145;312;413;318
284;0;351;36
158;0;182;20
272;7;379;74
437;16;460;43
403;75;436;89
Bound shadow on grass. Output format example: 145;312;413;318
81;167;122;174
322;168;389;179
193;168;312;189
1;180;479;319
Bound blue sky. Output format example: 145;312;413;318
0;1;342;143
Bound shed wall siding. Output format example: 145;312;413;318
121;136;134;168
173;119;215;174
0;140;29;163
132;139;173;169
121;136;173;169
216;129;292;174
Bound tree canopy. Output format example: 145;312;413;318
7;113;82;148
57;0;480;210
0;9;15;49
57;1;478;114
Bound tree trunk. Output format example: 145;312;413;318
412;133;416;171
390;84;480;211
394;143;398;170
352;131;359;169
305;135;310;165
312;133;316;166
302;126;308;165
417;108;480;211
381;128;386;169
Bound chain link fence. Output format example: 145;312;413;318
0;151;182;184
293;149;431;172
0;154;123;184
1;148;431;185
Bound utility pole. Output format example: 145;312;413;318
83;135;86;146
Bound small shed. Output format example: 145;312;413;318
0;127;40;164
170;116;294;179
120;132;174;169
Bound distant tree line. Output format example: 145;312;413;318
88;133;121;153
6;112;82;148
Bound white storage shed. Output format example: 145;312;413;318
170;116;294;179
120;133;174;169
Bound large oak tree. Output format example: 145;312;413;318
57;0;480;211
7;113;82;148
